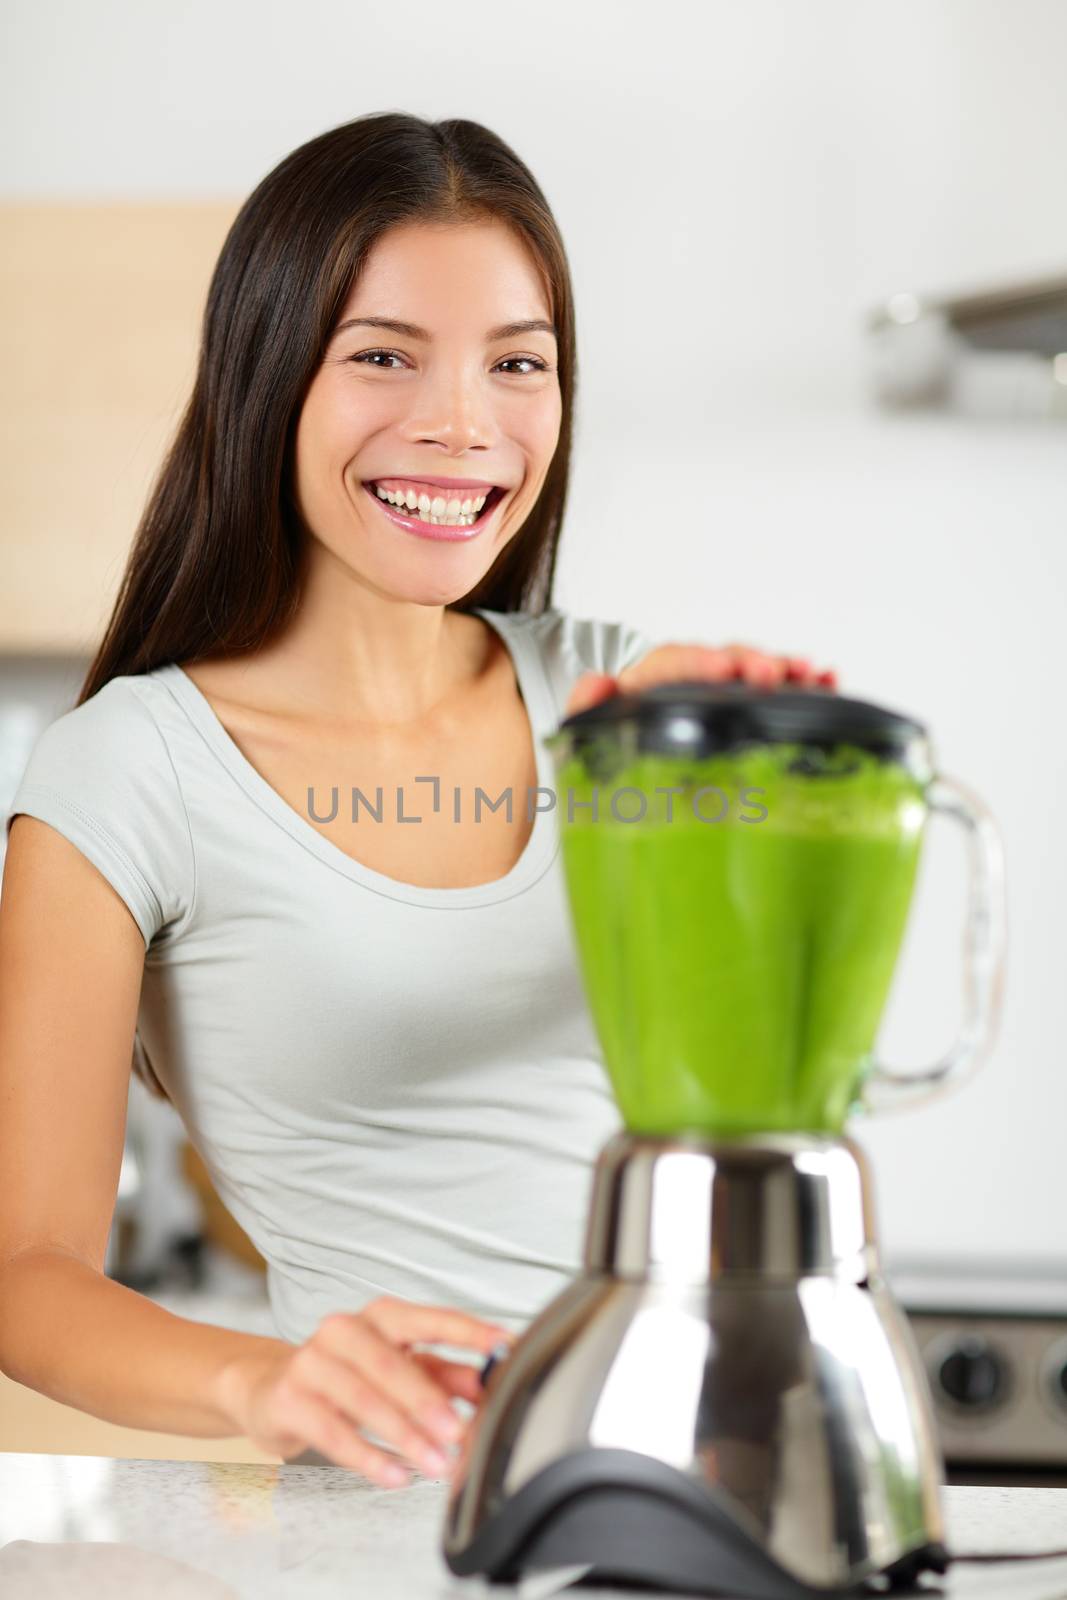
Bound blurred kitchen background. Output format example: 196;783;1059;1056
1;0;1065;1476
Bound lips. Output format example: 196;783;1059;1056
361;481;507;541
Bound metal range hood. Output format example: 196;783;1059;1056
867;271;1067;420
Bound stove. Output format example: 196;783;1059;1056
892;1258;1067;1476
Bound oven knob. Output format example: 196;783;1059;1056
936;1336;1007;1411
1051;1355;1067;1411
1037;1337;1067;1422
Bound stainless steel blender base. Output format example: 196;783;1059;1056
443;1133;950;1598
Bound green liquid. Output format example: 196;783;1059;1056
556;743;927;1137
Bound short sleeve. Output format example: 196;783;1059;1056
4;676;195;951
594;615;655;678
524;608;657;717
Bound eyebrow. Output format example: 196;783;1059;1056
331;316;558;343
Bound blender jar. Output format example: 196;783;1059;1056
544;680;1005;1139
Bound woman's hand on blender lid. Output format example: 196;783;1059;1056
565;643;838;718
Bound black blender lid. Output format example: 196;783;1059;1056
556;679;927;761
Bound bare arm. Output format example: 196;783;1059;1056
0;814;290;1437
0;814;516;1480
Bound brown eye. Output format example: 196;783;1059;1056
350;349;407;369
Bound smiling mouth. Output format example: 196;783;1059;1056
362;481;508;533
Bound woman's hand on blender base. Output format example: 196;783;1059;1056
221;1297;517;1487
565;642;838;718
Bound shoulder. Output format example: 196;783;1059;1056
6;669;195;949
13;671;183;792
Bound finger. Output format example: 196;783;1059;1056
292;1344;456;1477
616;645;740;692
361;1297;518;1358
784;658;840;687
721;642;760;678
714;651;832;689
722;645;836;689
319;1312;470;1445
735;648;790;687
276;1383;410;1487
412;1353;485;1405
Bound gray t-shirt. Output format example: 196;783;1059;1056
6;606;653;1343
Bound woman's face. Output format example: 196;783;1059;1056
293;217;562;609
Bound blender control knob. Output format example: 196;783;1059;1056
479;1341;512;1389
936;1335;1007;1411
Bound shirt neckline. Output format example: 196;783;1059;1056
154;608;561;909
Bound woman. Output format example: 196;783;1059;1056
0;113;836;1487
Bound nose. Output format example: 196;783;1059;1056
401;362;498;455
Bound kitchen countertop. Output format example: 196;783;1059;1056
1;1454;1066;1599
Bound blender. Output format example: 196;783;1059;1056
443;678;1007;1598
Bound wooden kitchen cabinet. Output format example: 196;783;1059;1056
0;1367;280;1462
0;203;238;652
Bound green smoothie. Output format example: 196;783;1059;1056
552;741;927;1137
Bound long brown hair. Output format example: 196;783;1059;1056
77;112;577;707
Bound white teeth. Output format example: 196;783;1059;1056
371;482;499;528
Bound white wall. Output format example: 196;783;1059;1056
4;0;1066;1267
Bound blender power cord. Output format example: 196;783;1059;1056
951;1545;1067;1563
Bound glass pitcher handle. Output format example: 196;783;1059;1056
860;772;1008;1115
